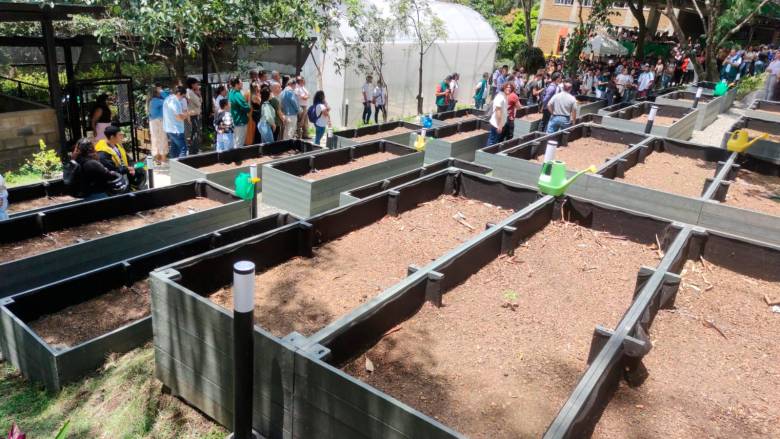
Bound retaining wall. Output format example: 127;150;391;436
332;121;424;149
423;119;491;163
601;102;698;140
655;91;722;130
744;99;780;123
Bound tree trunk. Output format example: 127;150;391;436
662;0;704;80
417;50;424;114
522;0;533;44
627;0;647;59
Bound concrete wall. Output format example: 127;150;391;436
0;95;59;173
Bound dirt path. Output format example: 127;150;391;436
593;259;780;439
209;195;515;338
344;220;660;438
618;151;717;197
0;197;223;264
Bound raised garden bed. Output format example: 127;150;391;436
575;94;607;116
424;119;492;163
0;180;250;298
745;99;780;123
262;140;424;217
475;123;651;185
151;169;541;436
332;121;424;148
602;102;698;140
597;102;633;116
615;138;727;198
168;140;323;191
430;108;486;127
589;229;780;439
513;104;544;136
724;117;780;165
720;168;780;217
655;91;722;130
685;81;736;113
339;158;492;206
0;212;294;391
5;178;79;218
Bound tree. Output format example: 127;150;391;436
624;0;648;59
563;0;614;76
335;0;396;116
87;0;335;80
395;0;447;114
662;0;773;80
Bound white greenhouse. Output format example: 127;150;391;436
301;0;499;128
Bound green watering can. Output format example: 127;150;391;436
537;140;597;196
713;80;728;97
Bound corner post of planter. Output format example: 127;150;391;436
146;156;155;189
644;105;658;134
230;261;258;439
692;87;703;109
249;164;258;219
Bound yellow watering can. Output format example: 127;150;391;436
727;129;768;153
414;130;427;152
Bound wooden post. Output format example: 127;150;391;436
41;15;66;155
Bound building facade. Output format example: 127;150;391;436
534;0;673;55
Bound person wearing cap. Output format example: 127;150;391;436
636;64;655;98
546;82;577;134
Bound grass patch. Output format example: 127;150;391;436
3;171;44;188
0;344;225;438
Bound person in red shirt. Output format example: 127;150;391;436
502;82;520;142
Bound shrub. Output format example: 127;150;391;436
22;139;63;179
515;44;545;74
735;73;767;100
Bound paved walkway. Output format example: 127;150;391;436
689;107;744;147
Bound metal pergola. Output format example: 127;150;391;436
0;2;105;152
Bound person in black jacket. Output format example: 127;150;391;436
71;138;122;200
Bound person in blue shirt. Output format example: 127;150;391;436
279;78;301;140
163;86;188;158
147;84;168;163
721;49;743;82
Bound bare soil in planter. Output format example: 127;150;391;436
198;151;300;172
631;114;678;126
519;112;543;122
439;129;488;142
742;127;780;143
350;127;411;143
303;151;400;181
617;151;717;197
0;197;223;264
29;279;151;350
441;115;478;124
723;170;780;216
593;259;780;439
208;195;514;338
531;138;628;171
7;195;77;214
343;219;660;439
755;106;780;114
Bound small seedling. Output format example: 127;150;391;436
502;290;519;311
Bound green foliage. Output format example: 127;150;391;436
458;0;539;61
503;290;518;302
335;0;396;85
735;73;767;99
516;43;546;73
563;0;616;76
23;140;62;179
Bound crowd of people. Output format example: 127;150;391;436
143;70;334;163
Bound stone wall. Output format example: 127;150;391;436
0;95;59;173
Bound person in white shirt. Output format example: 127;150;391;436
486;83;508;146
765;50;780;100
373;79;388;123
616;70;634;103
361;75;373;124
636;64;655;98
311;90;331;146
448;73;460;111
295;76;311;139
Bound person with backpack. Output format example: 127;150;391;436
0;171;7;221
310;90;331;146
68;138;123;200
214;99;234;152
474;72;488;110
540;73;561;132
435;75;451;113
257;87;277;144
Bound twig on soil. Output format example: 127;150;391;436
699;256;713;273
382;325;403;337
452;212;475;230
703;319;728;339
654;234;665;258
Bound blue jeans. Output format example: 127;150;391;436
486;126;503;146
362;102;372;124
315;125;326;146
166;132;188;158
0;195;8;221
216;132;234;152
258;120;274;143
546;115;571;134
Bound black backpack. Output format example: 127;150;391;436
62;159;82;196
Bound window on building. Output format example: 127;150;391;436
557;36;567;54
554;0;575;5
